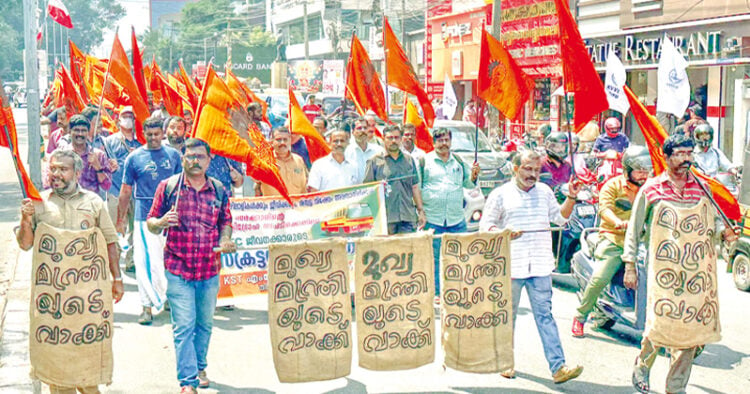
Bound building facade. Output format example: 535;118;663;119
579;0;750;162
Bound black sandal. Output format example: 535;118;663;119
631;356;650;393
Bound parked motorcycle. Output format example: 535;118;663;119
553;180;598;274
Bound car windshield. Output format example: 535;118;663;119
444;126;493;152
322;98;341;115
347;204;372;218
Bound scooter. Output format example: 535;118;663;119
570;198;647;332
554;181;599;274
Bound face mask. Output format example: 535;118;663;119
119;117;134;130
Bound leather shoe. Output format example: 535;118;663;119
553;364;583;384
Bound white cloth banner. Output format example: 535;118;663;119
442;74;457;120
604;51;630;115
657;35;690;118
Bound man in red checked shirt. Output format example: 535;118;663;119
147;138;236;394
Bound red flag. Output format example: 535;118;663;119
178;61;199;111
107;35;149;143
288;87;331;163
477;29;534;120
68;41;89;101
192;68;292;204
48;0;73;29
152;67;185;117
554;0;608;132
346;34;389;122
0;88;41;200
383;17;435;127
59;65;85;118
403;99;434;153
131;27;149;104
623;85;740;221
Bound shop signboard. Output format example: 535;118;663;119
322;60;345;95
288;60;324;93
213;44;275;83
500;0;561;78
585;23;750;68
620;0;750;29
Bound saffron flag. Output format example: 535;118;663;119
477;29;534;120
403;100;434;153
383;17;435;127
59;65;86;118
192;68;291;204
131;27;149;105
0;86;42;201
225;68;270;126
178;61;200;111
624;85;740;221
150;62;185;116
107;35;149;143
68;40;89;102
288;87;331;163
604;51;629;115
554;0;608;132
346;34;389;122
657;35;690;118
48;0;73;29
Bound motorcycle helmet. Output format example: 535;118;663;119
604;117;621;137
571;134;580;154
621;145;653;186
545;131;569;161
693;123;713;149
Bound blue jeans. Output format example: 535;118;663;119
425;220;467;296
511;276;566;374
166;271;220;388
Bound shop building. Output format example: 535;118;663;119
579;0;750;162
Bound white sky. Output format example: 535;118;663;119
93;0;150;57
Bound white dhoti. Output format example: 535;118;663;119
133;220;167;311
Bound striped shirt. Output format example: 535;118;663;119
420;152;475;227
479;181;567;279
622;172;706;264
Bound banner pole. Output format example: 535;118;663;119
2;124;29;199
687;166;734;230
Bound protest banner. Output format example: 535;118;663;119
29;223;113;387
646;199;721;348
268;239;352;382
354;233;435;370
440;231;514;373
217;183;386;306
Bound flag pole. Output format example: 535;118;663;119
687;166;734;229
340;30;356;130
95;26;119;137
560;79;577;178
474;97;480;163
2;124;29;199
382;15;390;118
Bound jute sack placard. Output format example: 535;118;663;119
354;233;434;370
440;231;513;373
268;238;352;383
646;198;721;348
29;222;114;387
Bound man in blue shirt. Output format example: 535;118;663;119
420;127;479;300
117;116;182;325
206;154;244;197
103;106;142;272
593;117;630;157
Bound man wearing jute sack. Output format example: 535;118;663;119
622;134;737;394
16;150;124;394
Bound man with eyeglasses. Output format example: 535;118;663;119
147;138;235;393
308;129;358;192
117;116;182;325
622;134;737;394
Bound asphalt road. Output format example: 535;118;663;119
1;108;749;393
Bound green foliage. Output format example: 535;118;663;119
247;26;276;47
0;1;24;81
64;0;125;52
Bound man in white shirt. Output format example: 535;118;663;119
692;123;736;178
345;117;384;183
307;129;358;192
479;149;584;384
402;123;426;160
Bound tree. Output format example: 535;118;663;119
0;1;24;81
64;0;125;52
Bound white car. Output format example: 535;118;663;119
463;186;485;232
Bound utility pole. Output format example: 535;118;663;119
401;0;406;44
303;1;309;60
23;0;42;187
489;0;503;132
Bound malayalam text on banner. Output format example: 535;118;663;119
268;239;353;383
354;233;435;370
29;223;114;387
440;231;514;373
645;199;721;348
217;183;386;305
